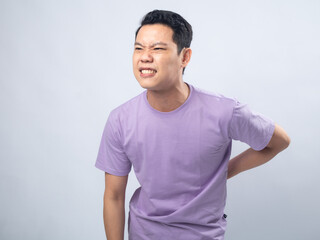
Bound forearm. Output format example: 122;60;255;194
103;196;125;240
227;146;279;179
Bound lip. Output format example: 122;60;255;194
139;67;157;71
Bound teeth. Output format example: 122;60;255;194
141;69;156;74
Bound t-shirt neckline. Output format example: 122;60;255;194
143;82;194;116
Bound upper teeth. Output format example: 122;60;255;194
141;69;155;74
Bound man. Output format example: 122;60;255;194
95;10;290;240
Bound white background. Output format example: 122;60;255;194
1;0;319;239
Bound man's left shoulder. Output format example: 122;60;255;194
192;85;237;109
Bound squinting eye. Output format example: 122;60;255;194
135;47;142;50
154;48;165;50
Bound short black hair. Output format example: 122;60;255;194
135;9;193;55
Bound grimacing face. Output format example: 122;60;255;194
133;24;189;92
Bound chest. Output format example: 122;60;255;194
123;108;230;173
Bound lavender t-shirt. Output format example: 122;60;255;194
95;82;275;240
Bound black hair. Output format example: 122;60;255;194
135;10;193;73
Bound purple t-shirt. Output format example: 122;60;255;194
95;83;275;240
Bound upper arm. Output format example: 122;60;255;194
104;172;128;201
266;123;291;150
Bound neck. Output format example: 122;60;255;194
146;81;190;112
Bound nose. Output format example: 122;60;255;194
140;50;153;63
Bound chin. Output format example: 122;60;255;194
136;78;158;90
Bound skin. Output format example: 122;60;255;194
103;172;127;240
132;24;192;112
228;123;290;179
102;23;290;240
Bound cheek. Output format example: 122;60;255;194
167;57;182;72
132;56;140;73
132;54;138;65
158;55;180;69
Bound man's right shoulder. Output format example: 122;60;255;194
109;91;145;118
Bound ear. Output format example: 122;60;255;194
181;48;192;68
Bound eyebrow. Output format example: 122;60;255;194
134;42;168;48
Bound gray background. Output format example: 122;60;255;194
1;0;319;239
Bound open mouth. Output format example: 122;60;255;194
140;69;157;74
139;68;157;76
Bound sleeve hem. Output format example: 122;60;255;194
253;121;276;151
95;162;130;176
227;98;238;139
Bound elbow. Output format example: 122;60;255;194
104;191;125;202
269;123;291;151
285;135;291;148
279;133;291;151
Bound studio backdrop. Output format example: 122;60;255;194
0;0;319;239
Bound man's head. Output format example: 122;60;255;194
133;10;193;91
135;10;193;56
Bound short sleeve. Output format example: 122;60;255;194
228;99;275;151
95;111;132;176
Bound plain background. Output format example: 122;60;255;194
1;0;319;239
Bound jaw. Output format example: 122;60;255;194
136;77;158;90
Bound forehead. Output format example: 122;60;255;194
135;24;175;45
